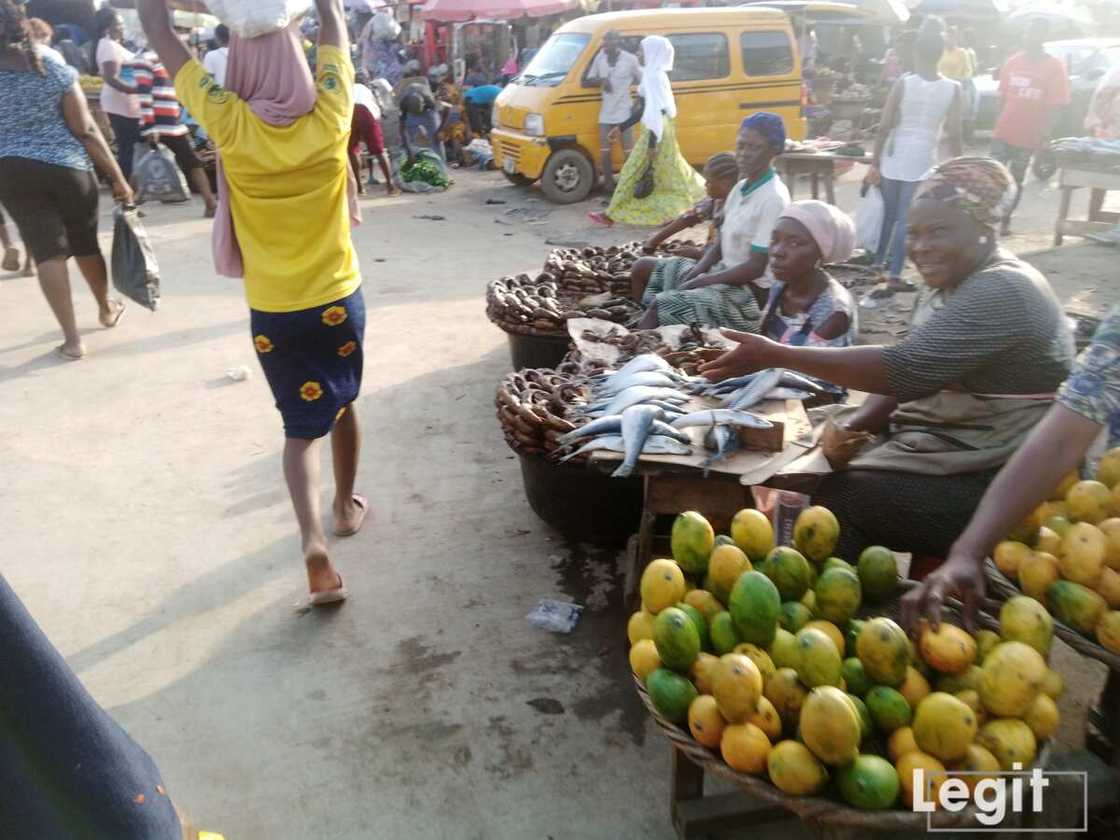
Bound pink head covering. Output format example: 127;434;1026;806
212;23;361;278
778;200;856;265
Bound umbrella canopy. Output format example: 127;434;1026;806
744;0;909;23
1008;2;1095;28
419;0;581;22
914;0;1009;19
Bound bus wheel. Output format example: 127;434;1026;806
540;149;594;205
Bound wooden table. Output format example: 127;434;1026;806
776;152;868;205
1053;166;1120;246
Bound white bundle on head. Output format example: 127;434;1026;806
204;0;312;39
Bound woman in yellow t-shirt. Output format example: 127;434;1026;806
137;0;366;606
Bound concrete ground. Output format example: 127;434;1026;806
0;160;1110;839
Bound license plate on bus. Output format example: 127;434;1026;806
503;157;516;175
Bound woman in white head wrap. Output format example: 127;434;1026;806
588;35;705;227
758;199;859;381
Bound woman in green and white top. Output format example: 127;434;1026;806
635;112;790;331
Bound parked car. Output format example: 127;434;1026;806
974;38;1120;136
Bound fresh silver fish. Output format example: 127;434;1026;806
588;386;691;417
638;436;692;455
556;415;627;446
778;370;828;393
591;370;682;397
703;424;741;465
558;435;625;463
670;409;774;431
765;387;815;400
613;405;663;479
725;368;783;410
590;353;669;380
557;413;689;446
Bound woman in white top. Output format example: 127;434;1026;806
866;26;961;292
93;8;140;180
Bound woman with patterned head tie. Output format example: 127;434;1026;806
699;157;1075;564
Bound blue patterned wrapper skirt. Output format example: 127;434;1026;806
249;287;366;439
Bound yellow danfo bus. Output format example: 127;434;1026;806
490;7;806;204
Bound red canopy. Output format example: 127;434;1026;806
419;0;582;22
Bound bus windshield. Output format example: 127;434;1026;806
517;33;591;87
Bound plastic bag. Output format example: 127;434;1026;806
370;11;401;42
204;0;312;39
854;184;884;254
111;206;161;311
526;599;583;633
135;145;190;205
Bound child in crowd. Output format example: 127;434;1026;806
629;152;741;301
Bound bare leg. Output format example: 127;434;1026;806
330;404;364;533
282;437;342;595
630;257;657;302
638;304;659;330
377;153;399;195
36;258;83;357
348;150;365;194
599;140;615;191
73;254;122;327
0;219;18;272
189;168;217;216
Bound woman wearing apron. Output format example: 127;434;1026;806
700;157;1075;562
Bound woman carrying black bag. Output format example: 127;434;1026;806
0;0;132;360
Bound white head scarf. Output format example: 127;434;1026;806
638;35;676;141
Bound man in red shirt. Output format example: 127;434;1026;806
991;19;1070;235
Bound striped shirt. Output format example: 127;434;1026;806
133;50;188;138
882;250;1074;403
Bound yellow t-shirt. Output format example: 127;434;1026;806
175;45;360;313
938;47;974;82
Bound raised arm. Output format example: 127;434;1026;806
136;0;191;78
316;0;348;54
901;404;1101;632
698;332;893;394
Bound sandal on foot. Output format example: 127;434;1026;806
587;211;613;227
101;300;126;328
884;277;917;293
2;247;19;272
334;494;369;537
54;344;84;361
309;573;348;607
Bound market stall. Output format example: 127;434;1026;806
1050;138;1120;246
419;0;587;81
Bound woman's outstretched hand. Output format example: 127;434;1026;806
900;550;986;636
697;330;776;382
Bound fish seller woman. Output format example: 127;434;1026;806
634;112;790;332
700;157;1074;567
138;0;367;605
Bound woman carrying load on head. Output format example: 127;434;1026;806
629;112;791;331
699;157;1075;563
138;0;368;606
587;35;706;228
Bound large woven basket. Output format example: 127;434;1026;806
984;559;1120;671
635;580;1052;830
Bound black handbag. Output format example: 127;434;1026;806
633;160;655;199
